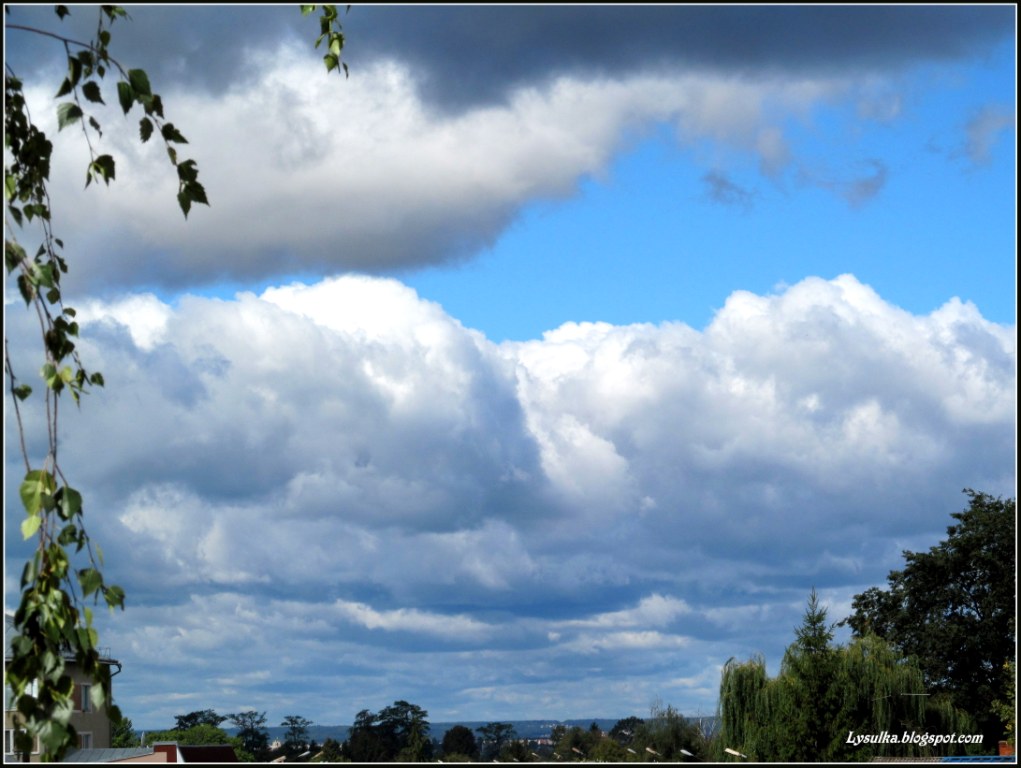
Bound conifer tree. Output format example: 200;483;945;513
718;591;977;760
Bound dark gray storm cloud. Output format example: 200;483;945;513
4;5;1014;294
346;5;1015;111
5;5;1014;110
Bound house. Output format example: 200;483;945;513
4;613;122;761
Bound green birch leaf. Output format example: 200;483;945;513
56;102;83;131
90;155;116;185
68;56;82;87
56;486;83;519
127;68;152;97
82;81;104;104
160;123;188;144
117;81;134;114
79;568;102;597
17;273;35;304
20;470;56;515
21;513;42;540
185;180;208;206
104;584;126;610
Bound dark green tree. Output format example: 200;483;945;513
380;700;431;762
553;725;588;760
991;653;1015;748
774;588;840;759
842;490;1016;748
315;737;343;762
143;723;251;761
634;701;704;761
282;714;314;756
344;709;387;762
344;701;431;762
476;722;517;761
227;710;269;761
110;713;138;748
441;724;478;760
174;709;226;730
499;738;533;762
609;716;644;746
589;737;628;762
549;724;567;747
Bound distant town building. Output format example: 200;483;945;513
4;613;122;761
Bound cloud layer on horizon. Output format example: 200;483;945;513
5;273;1015;725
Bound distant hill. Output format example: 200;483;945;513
246;717;692;744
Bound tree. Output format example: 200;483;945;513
315;737;344;762
632;701;705;761
282;714;314;756
4;6;346;761
441;724;477;761
175;709;227;730
775;588;840;759
609;716;644;747
992;655;1015;748
110;713;138;748
549;723;567;748
499;738;534;762
227;710;270;760
343;709;386;762
343;701;431;762
719;592;977;761
379;700;431;762
476;721;516;761
842;490;1016;748
142;723;252;761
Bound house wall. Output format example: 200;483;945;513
3;661;117;762
69;666;113;750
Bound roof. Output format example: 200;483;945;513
61;744;240;763
5;612;120;667
177;744;240;762
61;747;158;762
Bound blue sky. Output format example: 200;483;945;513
401;39;1016;342
3;5;1016;732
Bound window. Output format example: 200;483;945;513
4;728;39;757
80;682;92;713
79;732;93;749
5;680;38;711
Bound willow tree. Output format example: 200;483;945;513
4;5;346;761
718;654;767;759
718;593;977;761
